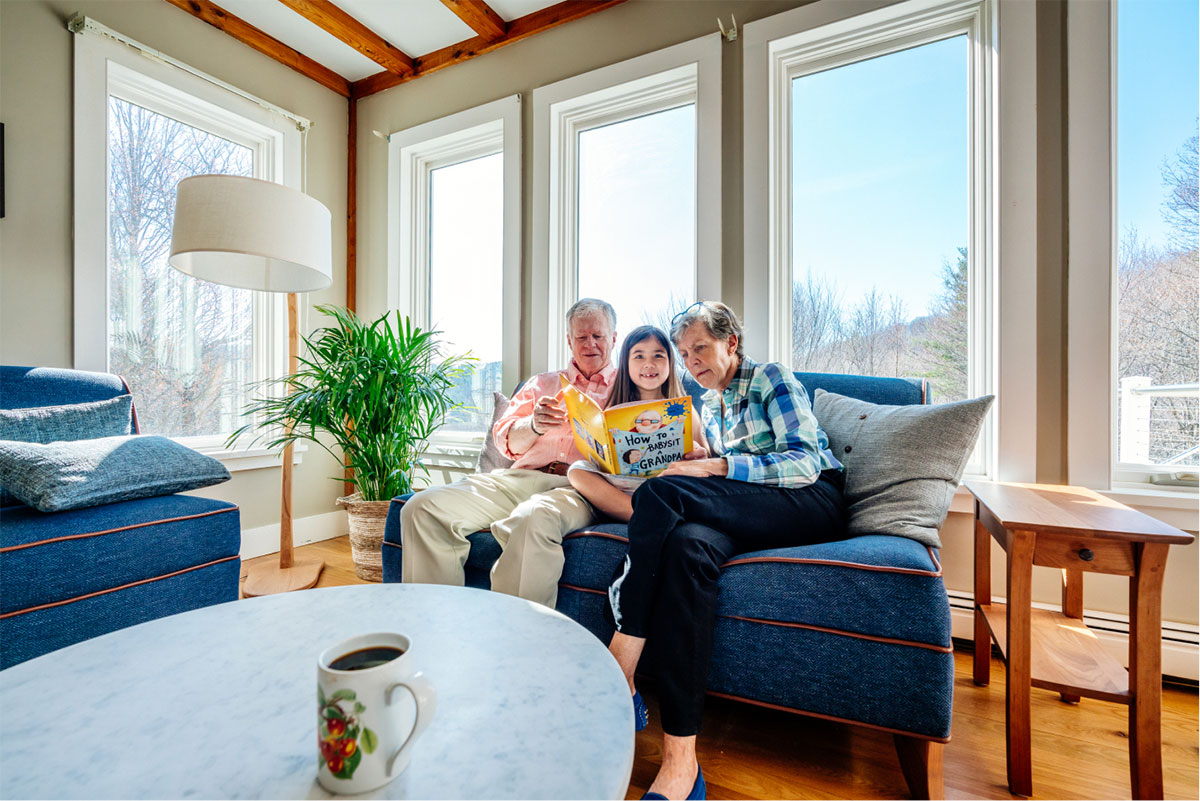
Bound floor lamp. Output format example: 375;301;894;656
169;174;333;596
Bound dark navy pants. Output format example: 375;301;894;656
610;471;846;736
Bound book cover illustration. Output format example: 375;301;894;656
559;374;693;478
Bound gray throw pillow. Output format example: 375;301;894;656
475;391;515;473
813;389;994;548
0;435;231;513
0;395;134;506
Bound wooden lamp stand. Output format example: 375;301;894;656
242;294;325;597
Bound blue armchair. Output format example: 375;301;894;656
0;367;242;668
382;372;950;798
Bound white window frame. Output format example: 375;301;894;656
531;34;722;374
742;0;1035;482
386;95;522;457
1066;0;1199;511
72;20;306;470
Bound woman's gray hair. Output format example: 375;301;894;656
565;297;617;331
670;301;745;359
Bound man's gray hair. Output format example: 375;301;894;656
565;298;617;331
670;301;745;359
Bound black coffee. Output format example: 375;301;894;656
329;646;405;671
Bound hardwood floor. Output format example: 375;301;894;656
241;537;1200;800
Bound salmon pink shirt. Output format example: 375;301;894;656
494;361;617;469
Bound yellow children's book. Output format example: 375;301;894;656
559;374;693;479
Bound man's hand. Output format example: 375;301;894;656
531;394;567;434
660;457;727;478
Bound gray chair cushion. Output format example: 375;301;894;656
813;390;994;548
0;395;134;443
0;395;135;505
474;391;514;473
0;435;231;513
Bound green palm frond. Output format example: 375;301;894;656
228;305;476;501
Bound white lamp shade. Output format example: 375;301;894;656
169;174;333;293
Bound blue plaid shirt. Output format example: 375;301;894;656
700;358;841;487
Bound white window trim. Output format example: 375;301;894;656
531;34;722;374
1067;0;1199;503
72;23;306;469
386;95;522;450
742;0;1035;482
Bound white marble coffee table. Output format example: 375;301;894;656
0;584;634;799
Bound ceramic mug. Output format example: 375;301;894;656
316;632;436;794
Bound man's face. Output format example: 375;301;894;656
567;312;616;377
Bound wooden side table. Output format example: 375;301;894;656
964;480;1193;800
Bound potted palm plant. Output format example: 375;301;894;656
230;304;473;580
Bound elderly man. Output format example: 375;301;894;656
401;298;618;608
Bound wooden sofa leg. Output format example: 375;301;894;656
894;734;944;800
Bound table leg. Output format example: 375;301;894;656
1129;543;1168;800
1006;529;1035;797
1059;568;1083;703
973;509;992;686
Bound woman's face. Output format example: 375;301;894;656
675;324;740;391
628;337;671;396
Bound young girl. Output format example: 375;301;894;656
568;325;708;522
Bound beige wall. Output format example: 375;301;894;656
0;0;350;530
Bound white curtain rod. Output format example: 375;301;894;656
67;15;313;133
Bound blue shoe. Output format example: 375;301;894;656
688;765;705;800
639;765;704;801
632;690;649;731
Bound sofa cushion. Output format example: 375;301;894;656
475;392;515;473
0;435;231;513
0;493;241;615
0;395;136;507
813;390;994;548
0;395;134;443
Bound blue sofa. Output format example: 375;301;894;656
382;372;950;798
0;366;242;668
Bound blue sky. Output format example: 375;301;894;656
1117;0;1199;249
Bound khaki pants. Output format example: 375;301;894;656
399;469;595;608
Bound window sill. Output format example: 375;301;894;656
197;442;308;473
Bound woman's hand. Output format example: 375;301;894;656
660;457;727;478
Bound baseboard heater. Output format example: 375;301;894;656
945;589;1199;683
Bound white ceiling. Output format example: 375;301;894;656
216;0;562;83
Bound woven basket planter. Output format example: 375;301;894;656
337;493;391;582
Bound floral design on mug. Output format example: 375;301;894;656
318;686;378;779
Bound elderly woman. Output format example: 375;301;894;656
608;301;846;801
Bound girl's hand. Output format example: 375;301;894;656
681;448;708;461
661;457;727;478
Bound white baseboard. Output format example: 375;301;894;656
239;510;347;560
947;590;1199;682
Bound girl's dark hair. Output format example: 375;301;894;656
608;325;685;408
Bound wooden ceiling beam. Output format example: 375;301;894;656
353;0;627;99
276;0;414;76
162;0;351;97
440;0;507;42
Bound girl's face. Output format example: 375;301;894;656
627;337;671;396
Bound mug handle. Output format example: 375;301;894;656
385;671;437;776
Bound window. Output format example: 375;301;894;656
744;0;1003;478
387;95;520;441
1068;0;1199;497
532;35;721;372
1113;0;1198;480
73;18;303;465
